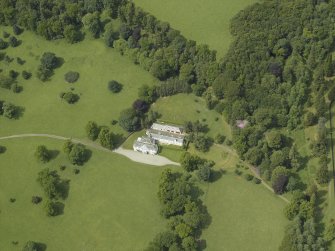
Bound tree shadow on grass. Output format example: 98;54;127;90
297;156;310;172
315;189;327;235
198;239;207;251
84;149;92;164
12;106;25;119
55;57;64;69
0;145;7;154
113;133;126;149
54;201;65;216
36;242;47;251
210;169;225;183
48;149;60;160
58;179;70;200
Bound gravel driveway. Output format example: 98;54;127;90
0;134;180;166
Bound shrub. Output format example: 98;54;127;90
22;70;32;79
74;168;80;174
31;196;42;204
108;80;122;93
98;128;115;149
9;198;16;203
215;134;225;144
37;65;52;81
2;102;19;119
12;24;23;35
64;71;79;83
253;177;261;184
44;200;57;216
16;57;25;65
60;165;66;171
8;36;20;47
22;241;39;251
0;52;5;61
9;70;19;79
234;169;242;175
0;39;8;50
85;121;100;141
62;92;79;104
244;173;254;181
11;83;22;93
304;112;317;126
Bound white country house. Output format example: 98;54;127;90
133;136;159;155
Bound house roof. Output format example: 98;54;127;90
133;136;158;152
152;122;184;133
147;129;185;141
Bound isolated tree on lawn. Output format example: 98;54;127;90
35;145;51;163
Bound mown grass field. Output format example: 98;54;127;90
0;26;156;139
201;172;288;251
134;0;258;58
0;137;168;251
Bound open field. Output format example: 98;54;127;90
134;0;258;58
0;27;156;139
0;137;168;251
201;172;288;251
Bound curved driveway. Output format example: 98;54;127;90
0;134;180;167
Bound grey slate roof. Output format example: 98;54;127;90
147;129;185;141
151;122;184;134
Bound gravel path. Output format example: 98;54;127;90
0;134;180;167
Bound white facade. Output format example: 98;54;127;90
133;137;158;155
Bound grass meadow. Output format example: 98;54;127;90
0;11;290;250
134;0;258;58
0;137;168;251
201;172;287;251
0;26;156;139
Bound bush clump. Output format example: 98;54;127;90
62;92;80;104
22;70;32;80
0;39;8;50
253;177;262;184
11;83;23;93
108;80;123;93
64;71;79;83
244;173;254;181
31;196;42;204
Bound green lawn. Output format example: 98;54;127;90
151;93;232;139
0;137;168;251
201;172;288;251
0;26;156;139
134;0;258;58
